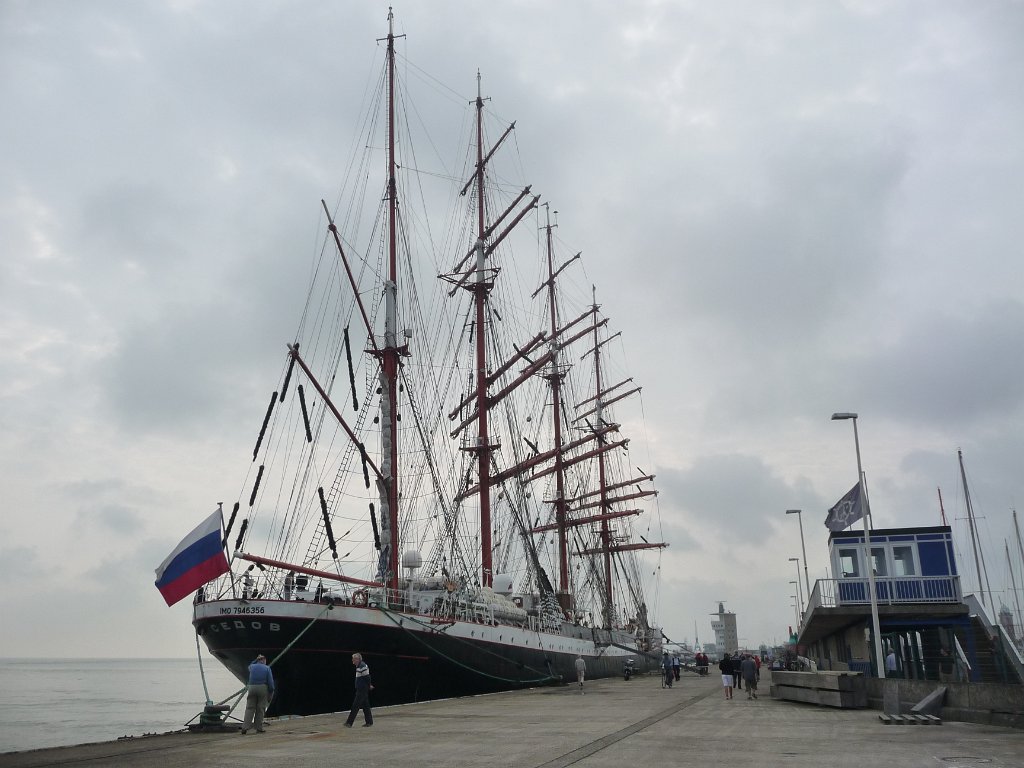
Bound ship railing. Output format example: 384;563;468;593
195;574;537;630
195;570;378;604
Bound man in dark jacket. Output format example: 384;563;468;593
718;653;734;700
741;654;758;699
344;652;374;727
731;653;743;690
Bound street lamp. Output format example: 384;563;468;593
789;557;803;618
831;411;885;679
786;509;811;601
789;581;800;628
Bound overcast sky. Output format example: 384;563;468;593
2;1;1023;661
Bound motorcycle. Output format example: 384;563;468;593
623;658;636;681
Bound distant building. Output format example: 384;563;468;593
711;602;738;654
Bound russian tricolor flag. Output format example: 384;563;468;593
155;509;230;607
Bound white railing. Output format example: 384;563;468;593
193;573;553;634
808;575;962;610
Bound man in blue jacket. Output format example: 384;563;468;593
241;654;275;734
344;652;374;727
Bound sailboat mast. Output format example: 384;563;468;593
1006;539;1023;641
542;205;569;595
591;290;614;625
1015;511;1024;584
380;8;401;591
958;449;991;611
473;71;493;588
1014;511;1024;635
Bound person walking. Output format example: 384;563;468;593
575;654;586;693
671;654;680;682
885;649;898;678
344;652;374;727
661;652;673;688
731;652;743;691
741;654;758;699
241;654;275;734
718;653;734;700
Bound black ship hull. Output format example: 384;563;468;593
194;599;658;716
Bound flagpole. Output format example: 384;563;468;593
832;412;885;679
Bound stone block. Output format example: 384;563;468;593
910;686;946;716
883;686;900;715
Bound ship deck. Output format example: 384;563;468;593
2;670;1020;768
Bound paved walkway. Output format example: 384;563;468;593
2;671;1021;767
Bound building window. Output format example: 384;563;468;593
892;546;916;576
839;548;860;578
871;547;887;576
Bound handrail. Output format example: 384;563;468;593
963;593;1024;683
807;575;963;609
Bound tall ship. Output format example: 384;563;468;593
193;11;667;715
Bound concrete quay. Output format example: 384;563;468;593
2;671;1022;768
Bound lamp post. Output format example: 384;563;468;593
786;509;811;602
831;411;885;679
789;557;803;619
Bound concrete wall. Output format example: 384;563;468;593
867;678;1024;729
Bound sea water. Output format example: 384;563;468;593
0;658;244;753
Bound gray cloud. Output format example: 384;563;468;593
1;0;1022;656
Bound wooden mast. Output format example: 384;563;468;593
380;8;401;592
591;289;615;625
472;71;494;588
542;204;570;599
442;82;536;590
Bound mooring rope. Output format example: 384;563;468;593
210;602;335;721
194;630;212;705
379;606;559;684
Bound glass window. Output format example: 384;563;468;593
893;546;916;576
839;549;860;578
871;547;887;576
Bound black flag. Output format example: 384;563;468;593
824;483;863;532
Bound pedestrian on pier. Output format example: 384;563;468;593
345;653;374;727
575;654;586;693
241;654;275;734
731;653;743;690
885;649;898;678
718;653;734;700
741;655;758;699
